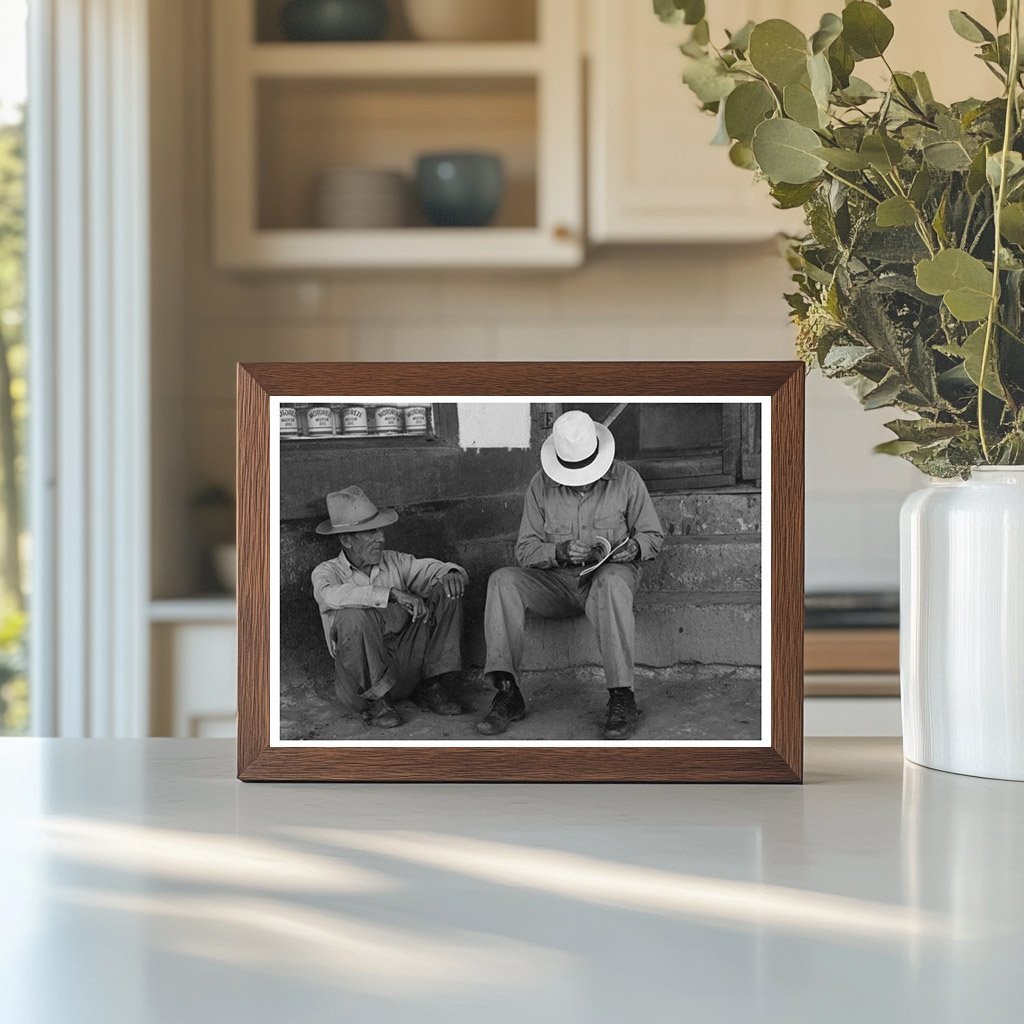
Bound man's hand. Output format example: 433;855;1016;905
390;588;428;621
437;571;465;600
608;538;640;563
567;540;595;564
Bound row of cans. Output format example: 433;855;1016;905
280;403;431;438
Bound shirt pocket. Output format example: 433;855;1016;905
594;511;627;545
543;515;574;543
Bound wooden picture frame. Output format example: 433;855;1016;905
237;362;804;782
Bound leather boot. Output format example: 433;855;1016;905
475;673;526;735
603;687;638;740
412;674;463;716
364;695;402;729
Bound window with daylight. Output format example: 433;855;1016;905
0;0;28;734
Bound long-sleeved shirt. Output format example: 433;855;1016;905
514;460;665;570
311;549;468;651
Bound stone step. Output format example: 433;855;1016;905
653;490;761;537
518;592;761;670
639;535;761;593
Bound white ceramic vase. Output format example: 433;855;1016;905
900;467;1024;781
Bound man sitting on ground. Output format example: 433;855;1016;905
311;485;468;729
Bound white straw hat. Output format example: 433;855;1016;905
540;410;615;486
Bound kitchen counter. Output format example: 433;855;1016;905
1;738;1021;1023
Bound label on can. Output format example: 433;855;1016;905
343;406;368;433
280;406;299;435
375;406;402;433
404;405;428;432
306;405;335;435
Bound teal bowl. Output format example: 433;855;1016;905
281;0;388;42
415;153;505;228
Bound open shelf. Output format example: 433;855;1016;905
213;0;582;268
249;42;544;77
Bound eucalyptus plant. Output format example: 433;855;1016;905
657;0;1024;475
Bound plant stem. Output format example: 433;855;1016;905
822;167;880;205
979;0;1021;462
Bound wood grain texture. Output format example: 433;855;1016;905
237;361;805;783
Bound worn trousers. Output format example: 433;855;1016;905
330;591;463;711
483;563;640;690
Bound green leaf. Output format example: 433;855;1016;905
653;0;705;26
751;118;828;184
948;10;994;44
729;140;757;169
770;180;820;209
748;20;809;87
909;164;933;205
842;1;895;59
932;190;950;246
860;133;904;173
814;146;872;170
913;71;935;104
810;12;843;54
967;144;991;194
993;0;1008;24
922;140;973;171
784;80;824;129
1000;203;1024;244
874;439;922;455
862;374;903;409
683;57;736;104
723;81;775;144
837;76;879;104
808;51;833;109
986;150;1024;191
691;19;710;45
884;418;963;443
915;249;994;322
724;20;755;53
876;197;918;228
939;325;1006;398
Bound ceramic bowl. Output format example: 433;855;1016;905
415;152;504;227
281;0;388;42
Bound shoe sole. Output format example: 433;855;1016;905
475;709;527;736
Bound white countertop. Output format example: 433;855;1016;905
1;738;1021;1023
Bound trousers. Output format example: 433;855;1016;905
329;590;463;710
483;563;640;690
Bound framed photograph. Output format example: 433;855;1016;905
237;362;804;782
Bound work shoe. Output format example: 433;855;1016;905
412;675;463;716
603;687;638;740
475;673;526;735
364;696;402;729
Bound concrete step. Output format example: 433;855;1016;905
653;490;761;537
519;591;761;670
639;535;760;593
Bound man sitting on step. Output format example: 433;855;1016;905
311;486;469;729
478;410;664;740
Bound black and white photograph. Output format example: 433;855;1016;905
270;396;769;746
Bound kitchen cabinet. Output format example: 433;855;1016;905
586;0;999;244
211;0;583;269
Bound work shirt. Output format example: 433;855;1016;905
515;460;665;570
311;549;468;651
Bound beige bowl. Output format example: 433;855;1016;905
403;0;535;41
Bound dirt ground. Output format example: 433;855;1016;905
280;663;762;742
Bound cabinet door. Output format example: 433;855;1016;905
587;0;810;242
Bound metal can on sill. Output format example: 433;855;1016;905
305;405;336;436
280;405;299;436
374;405;402;434
403;404;429;433
342;405;368;435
